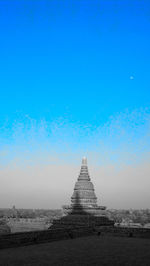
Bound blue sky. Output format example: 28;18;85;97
0;0;150;125
0;0;150;208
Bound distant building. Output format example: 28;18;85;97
0;219;11;235
144;223;150;229
11;205;20;219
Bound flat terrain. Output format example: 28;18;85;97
0;236;150;266
7;219;49;233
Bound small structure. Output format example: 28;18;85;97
51;157;114;230
11;206;20;219
0;219;11;235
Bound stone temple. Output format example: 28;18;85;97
63;157;106;215
51;157;114;229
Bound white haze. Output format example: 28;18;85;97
0;157;150;209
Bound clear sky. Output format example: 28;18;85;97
0;0;150;209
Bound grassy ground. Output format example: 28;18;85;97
0;235;150;266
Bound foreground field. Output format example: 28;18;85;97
0;235;150;266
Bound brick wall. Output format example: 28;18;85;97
0;226;150;250
96;226;150;238
0;227;93;249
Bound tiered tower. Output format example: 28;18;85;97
71;157;97;207
51;157;114;229
63;157;106;215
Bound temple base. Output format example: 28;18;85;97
51;214;114;230
62;205;106;216
50;205;114;230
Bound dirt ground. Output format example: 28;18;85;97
0;235;150;266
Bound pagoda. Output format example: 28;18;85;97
63;157;106;215
51;157;114;229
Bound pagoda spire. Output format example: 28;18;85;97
70;157;97;208
82;156;87;165
78;157;90;181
